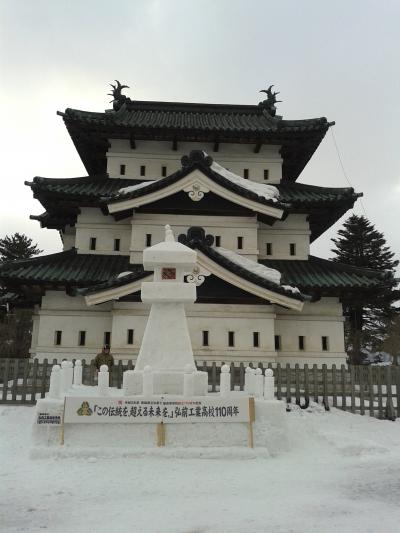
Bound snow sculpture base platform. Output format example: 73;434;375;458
33;390;286;454
128;370;208;395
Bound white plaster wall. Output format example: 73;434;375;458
258;214;310;260
74;207;131;254
106;139;282;183
274;298;346;364
30;293;346;366
32;291;113;361
130;214;259;262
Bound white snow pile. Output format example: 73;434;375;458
118;180;156;195
216;247;300;294
211;160;279;202
2;403;400;533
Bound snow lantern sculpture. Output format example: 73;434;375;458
133;225;207;395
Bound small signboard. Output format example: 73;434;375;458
64;396;251;424
36;412;62;425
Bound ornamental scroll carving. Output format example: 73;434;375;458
186;265;210;286
183;181;210;202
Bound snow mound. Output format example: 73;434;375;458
211;161;279;202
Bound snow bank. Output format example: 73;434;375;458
2;404;400;533
211;160;279;202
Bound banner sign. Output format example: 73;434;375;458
64;396;250;424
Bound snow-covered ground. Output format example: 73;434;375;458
1;404;400;533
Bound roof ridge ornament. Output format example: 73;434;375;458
178;227;214;248
259;84;282;117
181;150;213;168
108;80;130;111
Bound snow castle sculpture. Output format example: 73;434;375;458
131;225;208;395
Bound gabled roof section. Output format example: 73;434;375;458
106;151;284;220
60;97;332;181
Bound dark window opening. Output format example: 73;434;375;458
274;335;281;350
146;234;152;247
322;336;329;351
290;243;296;256
237;236;243;250
253;332;259;348
54;331;62;346
264;169;269;180
90;237;97;250
78;331;86;346
228;331;235;347
215;236;221;247
202;331;209;347
127;329;134;345
140;165;146;176
120;164;126;175
114;238;120;251
161;166;167;177
243;169;249;179
299;336;305;350
266;243;272;256
104;332;111;346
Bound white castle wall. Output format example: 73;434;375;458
258;215;310;260
30;291;346;365
106;140;283;184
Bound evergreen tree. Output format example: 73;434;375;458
331;215;399;363
0;233;42;262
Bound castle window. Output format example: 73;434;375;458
90;237;97;250
78;331;86;346
146;234;152;247
161;166;167;177
54;330;62;346
104;332;111;346
290;243;296;256
120;164;126;175
253;332;259;348
274;335;281;350
266;243;272;256
228;331;235;347
140;165;146;176
202;331;209;347
114;238;120;252
298;336;305;350
322;336;329;351
264;169;269;180
215;236;221;247
243;169;249;179
237;236;243;250
127;329;134;345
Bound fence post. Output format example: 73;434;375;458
49;365;61;399
350;365;356;414
11;359;20;402
230;362;235;391
1;359;11;403
359;365;365;416
21;359;30;403
30;359;39;404
73;360;83;386
264;369;274;400
331;364;337;409
211;362;217;393
384;366;396;421
286;363;291;405
377;366;383;419
276;363;282;400
303;364;309;406
396;366;400;419
312;364;318;403
239;363;245;391
254;368;264;398
40;358;49;399
340;364;347;411
294;364;300;405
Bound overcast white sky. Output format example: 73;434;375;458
1;0;399;264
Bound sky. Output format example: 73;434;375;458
0;0;399;264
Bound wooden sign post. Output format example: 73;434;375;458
248;397;256;448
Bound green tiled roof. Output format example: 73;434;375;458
27;173;359;240
0;250;384;299
261;256;385;291
60;99;331;180
0;249;137;287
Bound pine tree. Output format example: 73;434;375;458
331;215;399;363
0;233;42;263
